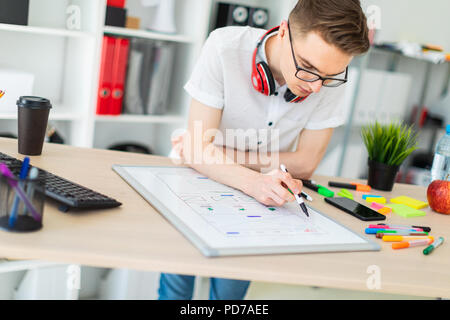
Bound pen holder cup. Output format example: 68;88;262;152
0;174;45;232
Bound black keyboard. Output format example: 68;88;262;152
0;152;121;211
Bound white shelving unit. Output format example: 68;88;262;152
0;0;295;156
0;0;298;300
103;25;194;43
95;114;186;124
0;111;82;121
0;23;94;38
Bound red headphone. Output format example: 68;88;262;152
251;26;308;103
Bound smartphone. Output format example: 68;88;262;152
324;197;386;221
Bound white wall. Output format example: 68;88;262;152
361;0;450;50
312;0;450;179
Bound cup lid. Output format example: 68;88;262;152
17;96;52;109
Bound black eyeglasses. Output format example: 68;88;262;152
287;21;348;88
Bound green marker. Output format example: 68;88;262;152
302;180;334;197
317;184;334;197
423;237;444;255
337;188;353;200
268;207;276;211
376;229;428;235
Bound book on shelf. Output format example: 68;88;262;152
147;41;175;115
97;35;130;115
123;38;175;116
110;37;130;115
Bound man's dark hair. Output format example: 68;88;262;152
289;0;370;55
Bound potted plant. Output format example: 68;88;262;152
361;121;418;191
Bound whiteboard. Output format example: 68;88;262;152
113;165;380;257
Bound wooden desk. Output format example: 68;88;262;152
0;138;449;298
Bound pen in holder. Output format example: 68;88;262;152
0;164;45;232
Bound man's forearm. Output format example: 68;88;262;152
186;143;260;194
224;147;315;179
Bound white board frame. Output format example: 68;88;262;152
113;165;380;257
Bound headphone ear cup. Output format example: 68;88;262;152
258;61;275;96
251;51;263;93
253;63;265;94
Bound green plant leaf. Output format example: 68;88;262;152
361;121;418;166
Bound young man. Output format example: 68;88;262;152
159;0;369;300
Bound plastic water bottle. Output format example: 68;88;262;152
430;124;450;181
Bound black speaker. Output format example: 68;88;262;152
105;5;127;27
0;0;29;25
215;2;269;30
215;3;249;28
249;7;269;28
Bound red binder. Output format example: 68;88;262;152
110;37;130;115
96;36;116;115
107;0;126;8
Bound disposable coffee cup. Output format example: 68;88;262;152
17;96;52;156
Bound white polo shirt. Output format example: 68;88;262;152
184;26;346;152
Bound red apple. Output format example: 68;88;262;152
427;180;450;214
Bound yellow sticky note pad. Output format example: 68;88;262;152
390;196;428;209
385;203;426;218
365;196;386;204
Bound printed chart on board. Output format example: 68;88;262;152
113;165;379;257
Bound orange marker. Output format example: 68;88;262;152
350;182;371;192
328;181;371;192
422;44;443;52
0;90;5;99
392;239;433;249
382;235;434;242
376;231;427;239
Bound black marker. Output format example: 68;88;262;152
280;164;309;218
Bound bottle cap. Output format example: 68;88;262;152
17;96;52;110
446;124;450;134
